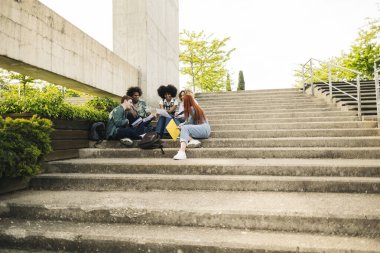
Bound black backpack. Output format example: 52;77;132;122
139;132;164;154
89;122;106;145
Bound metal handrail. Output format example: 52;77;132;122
374;58;380;127
302;58;362;119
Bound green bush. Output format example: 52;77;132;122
85;97;118;113
0;86;108;121
0;116;53;178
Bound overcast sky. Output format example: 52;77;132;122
40;0;379;90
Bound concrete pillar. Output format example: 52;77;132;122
113;0;179;106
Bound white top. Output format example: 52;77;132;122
159;98;178;111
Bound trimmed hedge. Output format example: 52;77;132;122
0;116;53;178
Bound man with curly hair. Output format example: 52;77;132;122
126;86;151;118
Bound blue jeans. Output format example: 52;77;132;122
155;116;171;137
180;122;211;144
114;121;149;140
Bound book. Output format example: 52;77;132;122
165;119;180;141
131;117;143;127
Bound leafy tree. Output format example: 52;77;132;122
9;72;35;96
180;30;235;92
294;18;380;86
238;70;245;90
342;20;380;79
226;73;232;91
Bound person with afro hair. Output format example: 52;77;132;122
126;86;154;129
155;84;178;137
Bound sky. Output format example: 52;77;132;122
40;0;379;90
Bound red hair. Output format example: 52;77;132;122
183;95;207;124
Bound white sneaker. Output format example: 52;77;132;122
173;150;187;160
120;137;133;146
187;139;201;148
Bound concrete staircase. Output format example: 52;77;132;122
1;88;380;252
312;80;378;116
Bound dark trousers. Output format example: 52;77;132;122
115;122;149;140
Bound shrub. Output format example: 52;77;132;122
0;116;53;178
0;88;108;121
85;97;118;113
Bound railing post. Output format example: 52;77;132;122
302;65;305;94
328;64;332;101
356;74;362;120
375;61;380;128
310;60;314;96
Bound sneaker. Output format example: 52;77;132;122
120;137;133;146
187;139;201;148
173;150;187;160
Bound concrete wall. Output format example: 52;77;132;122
0;0;139;98
113;0;179;106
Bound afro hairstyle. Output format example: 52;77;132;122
157;85;167;99
165;84;178;97
126;86;142;97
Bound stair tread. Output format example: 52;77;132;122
2;190;379;219
1;218;379;252
35;173;380;183
47;157;380;167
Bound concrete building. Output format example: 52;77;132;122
0;0;179;102
113;0;179;104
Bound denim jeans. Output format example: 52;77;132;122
155;116;173;137
114;121;149;140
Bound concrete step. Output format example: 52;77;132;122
30;173;380;193
198;98;326;106
2;218;379;253
204;106;336;114
79;147;380;159
95;136;380;149
44;158;380;177
196;88;299;96
206;111;357;120
207;115;360;124
196;90;302;98
210;121;377;130
202;102;333;110
210;128;380;138
1;191;379;236
197;97;318;103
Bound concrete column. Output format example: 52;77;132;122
113;0;179;106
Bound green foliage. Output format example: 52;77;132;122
226;73;232;91
294;18;380;85
0;85;108;121
180;30;235;92
0;116;53;178
86;97;118;112
238;71;245;90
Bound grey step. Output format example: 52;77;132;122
79;147;380;159
30;173;380;193
1;191;379;236
206;111;357;120
210;121;377;130
198;98;326;106
44;158;380;177
2;218;379;253
210;128;380;138
202;103;334;110
196;91;302;98
204;106;336;114
196;88;299;96
197;96;321;106
208;115;360;124
97;136;380;149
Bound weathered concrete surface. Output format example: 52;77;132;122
79;147;380;159
30;173;380;193
1;190;379;236
44;158;380;177
1;218;380;253
113;0;179;105
0;0;139;98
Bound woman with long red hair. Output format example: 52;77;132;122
173;94;211;160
